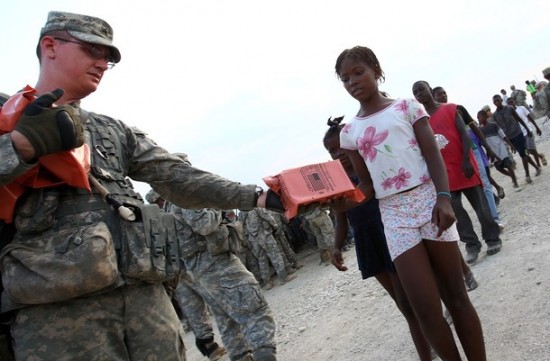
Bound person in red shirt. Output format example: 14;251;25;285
413;81;502;263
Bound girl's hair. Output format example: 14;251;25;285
334;46;385;82
431;86;443;96
323;115;345;145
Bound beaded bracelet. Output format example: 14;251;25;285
436;191;451;199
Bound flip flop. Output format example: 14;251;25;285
497;187;505;199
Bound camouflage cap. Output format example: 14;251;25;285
542;67;550;77
481;105;491;112
145;189;161;204
40;11;121;63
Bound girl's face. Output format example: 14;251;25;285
324;132;354;175
338;58;379;102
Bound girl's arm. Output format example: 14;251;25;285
454;111;476;178
341;149;375;202
527;113;542;136
413;117;456;236
331;210;350;271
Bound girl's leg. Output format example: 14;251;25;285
485;166;504;200
504;165;519;187
459;253;479;291
393;244;462;360
425;241;487;361
375;272;432;361
530;149;542;168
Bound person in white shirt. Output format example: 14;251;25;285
506;98;546;168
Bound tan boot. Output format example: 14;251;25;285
281;273;297;285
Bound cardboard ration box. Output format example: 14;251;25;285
263;160;365;219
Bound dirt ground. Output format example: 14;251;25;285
184;118;550;361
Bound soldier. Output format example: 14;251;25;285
164;152;277;361
235;211;262;283
540;67;550;119
510;85;529;109
243;208;297;289
269;210;303;271
0;11;282;361
146;189;228;361
532;80;550;120
301;208;336;265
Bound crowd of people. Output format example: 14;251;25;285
1;9;550;361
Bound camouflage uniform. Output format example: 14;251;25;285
0;12;259;361
510;88;529;108
173;272;229;360
302;208;335;264
166;204;276;361
269;211;301;269
243;208;291;286
233;212;262;283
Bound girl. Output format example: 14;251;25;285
323;117;433;361
334;46;486;360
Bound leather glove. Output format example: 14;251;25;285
14;89;84;158
265;189;284;212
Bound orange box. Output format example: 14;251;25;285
263;160;365;219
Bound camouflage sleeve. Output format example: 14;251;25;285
0;134;38;185
180;208;223;236
110;119;257;210
257;209;278;229
243;209;261;235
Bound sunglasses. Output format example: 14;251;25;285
54;37;116;69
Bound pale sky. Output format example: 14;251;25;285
2;0;549;198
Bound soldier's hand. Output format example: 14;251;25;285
14;89;84;158
264;190;284;212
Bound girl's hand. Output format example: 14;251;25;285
462;159;475;178
431;198;456;237
331;248;348;271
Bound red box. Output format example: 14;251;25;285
263;160;365;219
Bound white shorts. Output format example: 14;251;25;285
379;182;459;260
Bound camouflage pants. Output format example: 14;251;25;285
275;233;297;265
308;215;335;250
236;247;262;283
184;251;276;355
250;234;287;283
174;272;215;340
11;283;186;361
174;271;251;358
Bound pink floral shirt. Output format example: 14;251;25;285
340;98;431;199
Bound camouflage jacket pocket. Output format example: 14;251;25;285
119;204;180;283
0;221;120;305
